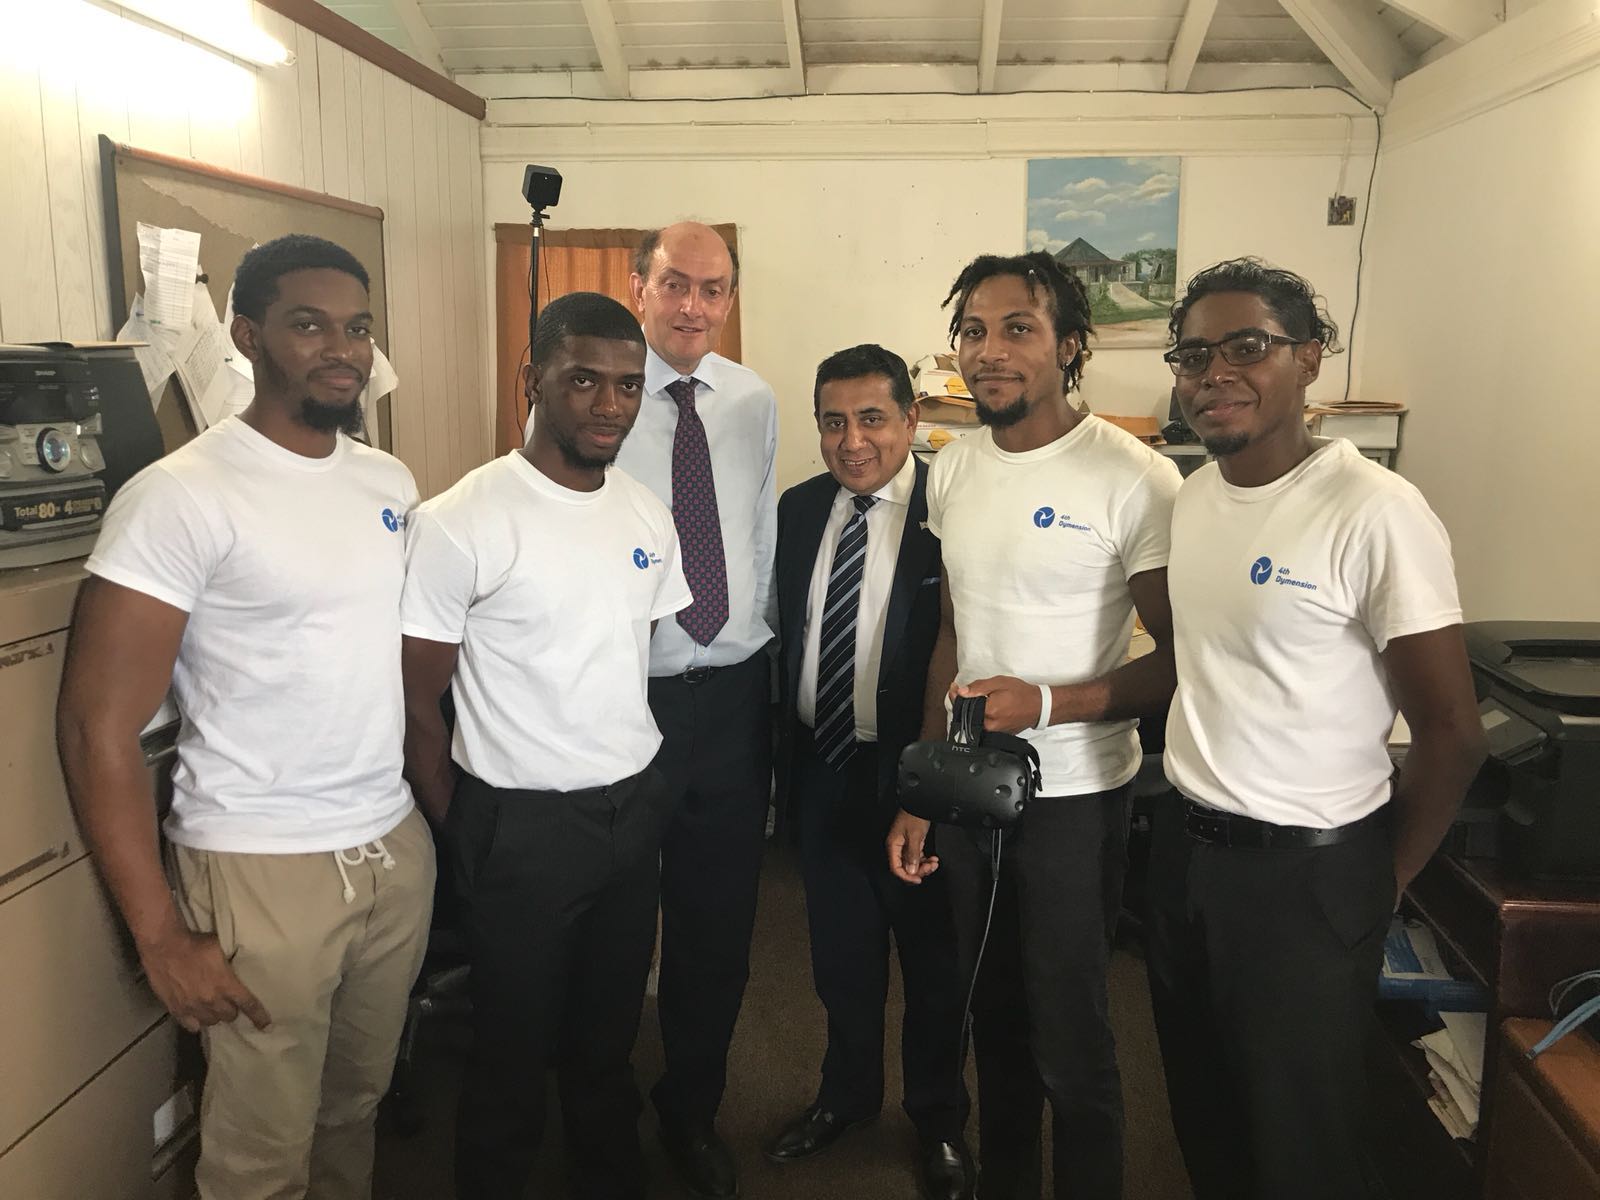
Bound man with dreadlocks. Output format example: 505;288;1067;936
887;252;1182;1199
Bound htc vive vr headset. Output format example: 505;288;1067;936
897;695;1041;829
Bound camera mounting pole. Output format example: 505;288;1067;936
521;163;563;369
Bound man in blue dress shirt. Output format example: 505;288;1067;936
615;221;779;1199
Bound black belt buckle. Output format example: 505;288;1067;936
681;666;718;685
1184;802;1234;846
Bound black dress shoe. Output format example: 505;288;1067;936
659;1120;739;1198
763;1103;875;1163
917;1135;976;1200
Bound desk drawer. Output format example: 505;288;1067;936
0;624;84;905
0;854;165;1154
0;1019;178;1200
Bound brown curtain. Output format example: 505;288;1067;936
493;224;743;455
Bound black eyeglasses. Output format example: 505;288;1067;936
1163;331;1307;377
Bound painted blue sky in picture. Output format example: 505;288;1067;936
1026;156;1179;261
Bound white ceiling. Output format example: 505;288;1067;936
320;0;1505;104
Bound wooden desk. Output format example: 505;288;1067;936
1369;855;1600;1197
1485;1019;1600;1199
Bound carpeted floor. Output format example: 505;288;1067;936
373;842;1195;1199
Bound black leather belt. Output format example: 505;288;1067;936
1183;800;1389;850
679;666;720;684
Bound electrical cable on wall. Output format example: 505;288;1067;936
495;85;1382;409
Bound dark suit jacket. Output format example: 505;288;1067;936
776;459;942;834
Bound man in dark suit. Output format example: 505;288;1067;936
769;344;974;1200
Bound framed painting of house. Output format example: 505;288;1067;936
1026;157;1181;348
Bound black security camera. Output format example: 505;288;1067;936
522;164;562;212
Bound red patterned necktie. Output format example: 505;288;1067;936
667;377;729;646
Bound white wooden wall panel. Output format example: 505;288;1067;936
448;109;487;469
254;4;304;186
296;25;326;192
467;119;491;469
381;72;429;482
410;93;454;495
343;51;366;204
37;60;98;343
186;54;244;174
125;87;190;161
239;88;265;178
434;104;463;480
317;38;351;201
75;82;130;340
359;59;391;217
1;3;491;495
0;55;62;343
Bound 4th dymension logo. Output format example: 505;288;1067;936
1033;506;1092;533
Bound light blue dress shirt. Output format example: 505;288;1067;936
615;345;779;675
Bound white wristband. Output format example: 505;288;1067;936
1034;683;1053;732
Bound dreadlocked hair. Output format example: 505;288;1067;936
942;251;1095;394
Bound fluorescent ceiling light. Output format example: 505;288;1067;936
111;0;294;68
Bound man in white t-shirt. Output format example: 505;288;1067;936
57;235;434;1200
400;291;692;1200
887;252;1182;1200
1150;259;1486;1200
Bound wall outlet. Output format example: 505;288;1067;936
1328;196;1357;226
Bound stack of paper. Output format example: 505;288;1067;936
1416;1013;1487;1140
1383;918;1489;1140
1304;398;1408;415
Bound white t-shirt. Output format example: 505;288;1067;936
400;452;692;792
1163;438;1463;828
85;417;419;853
927;417;1181;796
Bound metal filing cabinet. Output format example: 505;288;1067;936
0;563;194;1199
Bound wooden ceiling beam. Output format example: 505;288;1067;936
1167;0;1220;91
1383;0;1499;43
579;0;631;98
1278;0;1410;108
779;0;805;93
978;0;1005;93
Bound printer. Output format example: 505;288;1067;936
0;343;163;571
1466;621;1600;881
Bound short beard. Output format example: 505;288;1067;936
256;347;365;436
299;395;365;435
552;425;617;472
975;396;1029;429
1202;432;1250;457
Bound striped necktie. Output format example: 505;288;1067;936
813;494;877;768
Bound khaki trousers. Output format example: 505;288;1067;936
169;807;435;1200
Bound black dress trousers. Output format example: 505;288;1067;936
647;651;774;1130
451;766;670;1200
939;786;1132;1200
793;732;970;1140
1143;792;1394;1200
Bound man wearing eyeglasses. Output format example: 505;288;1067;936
1147;258;1486;1200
